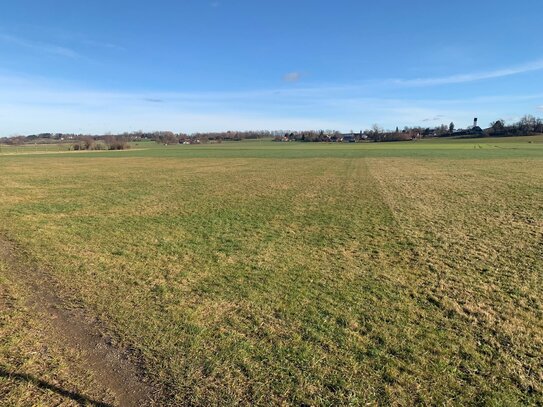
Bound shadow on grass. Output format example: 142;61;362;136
0;367;113;407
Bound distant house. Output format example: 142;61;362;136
453;117;485;137
453;127;484;137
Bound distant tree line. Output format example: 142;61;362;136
343;115;543;142
392;115;543;140
2;114;542;145
484;115;543;137
71;135;131;150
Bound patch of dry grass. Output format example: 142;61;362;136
369;157;543;402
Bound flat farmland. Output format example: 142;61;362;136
1;137;542;405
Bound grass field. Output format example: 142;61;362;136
1;136;542;405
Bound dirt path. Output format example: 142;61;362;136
0;236;160;406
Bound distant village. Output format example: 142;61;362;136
1;115;542;149
274;116;542;143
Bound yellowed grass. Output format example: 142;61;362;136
0;145;542;405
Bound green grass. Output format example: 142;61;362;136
3;134;543;160
1;137;542;405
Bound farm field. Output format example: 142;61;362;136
1;136;542;405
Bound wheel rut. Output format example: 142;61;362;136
0;236;161;406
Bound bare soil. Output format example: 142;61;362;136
0;236;161;406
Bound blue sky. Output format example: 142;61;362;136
1;0;543;134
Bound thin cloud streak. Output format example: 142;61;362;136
81;39;125;51
2;70;543;109
0;33;80;58
422;115;445;122
392;59;543;86
0;65;542;133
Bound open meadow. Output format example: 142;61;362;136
1;137;542;405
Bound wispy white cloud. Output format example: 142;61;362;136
537;105;543;112
392;59;543;86
0;33;80;58
0;73;351;133
0;66;541;134
283;72;302;83
81;39;125;51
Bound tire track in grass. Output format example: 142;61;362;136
0;235;162;406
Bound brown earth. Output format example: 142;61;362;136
0;235;162;406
